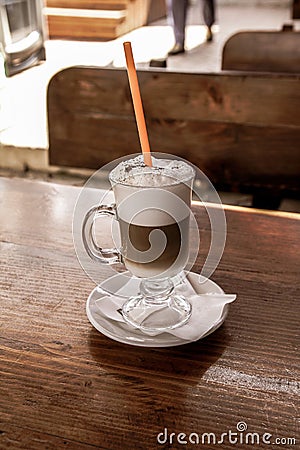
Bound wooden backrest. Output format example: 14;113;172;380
47;67;300;196
222;30;300;73
293;0;300;19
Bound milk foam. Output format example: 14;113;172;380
109;155;195;187
110;156;195;227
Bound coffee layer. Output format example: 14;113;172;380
119;216;190;278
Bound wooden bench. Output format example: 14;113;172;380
222;30;300;74
47;67;300;208
293;0;300;19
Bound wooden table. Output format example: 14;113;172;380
1;177;299;449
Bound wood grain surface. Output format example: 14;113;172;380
0;177;299;449
47;67;300;197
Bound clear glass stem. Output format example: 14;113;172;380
140;278;174;305
122;277;191;333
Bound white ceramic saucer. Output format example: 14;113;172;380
86;271;229;347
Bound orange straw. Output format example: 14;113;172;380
123;41;152;167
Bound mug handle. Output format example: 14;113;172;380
82;204;122;265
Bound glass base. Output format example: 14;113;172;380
121;278;192;333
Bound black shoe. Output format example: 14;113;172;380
168;43;185;56
206;27;213;42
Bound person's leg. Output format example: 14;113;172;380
167;0;188;54
201;0;215;41
202;0;215;27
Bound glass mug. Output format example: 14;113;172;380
82;155;195;332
